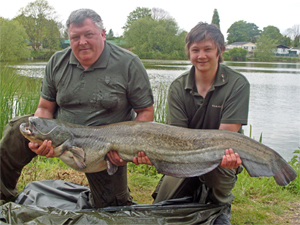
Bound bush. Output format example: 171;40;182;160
222;52;230;61
30;50;56;60
227;48;248;61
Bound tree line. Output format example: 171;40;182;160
1;0;299;61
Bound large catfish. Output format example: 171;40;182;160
20;117;297;186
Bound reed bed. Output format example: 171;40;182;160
0;65;40;138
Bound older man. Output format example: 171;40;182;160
0;9;154;208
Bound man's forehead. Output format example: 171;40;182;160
69;19;98;33
191;39;216;47
69;18;94;28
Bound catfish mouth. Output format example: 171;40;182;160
19;122;37;136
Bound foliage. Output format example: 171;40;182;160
151;8;172;21
286;24;300;47
30;50;56;60
226;48;248;61
0;65;40;138
123;7;186;60
281;35;292;47
222;52;230;61
127;162;160;177
0;19;30;61
227;20;261;44
124;17;186;59
106;29;115;40
122;7;151;31
289;148;300;168
153;83;168;124
15;0;59;51
254;35;277;61
261;26;283;44
42;19;62;51
211;9;220;29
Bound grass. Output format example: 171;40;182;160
231;162;300;224
1;64;300;224
0;64;40;138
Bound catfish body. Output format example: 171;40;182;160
19;117;297;186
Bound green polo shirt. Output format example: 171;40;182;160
166;63;250;132
41;41;153;126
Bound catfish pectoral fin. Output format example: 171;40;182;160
69;146;86;169
105;156;118;175
152;159;220;178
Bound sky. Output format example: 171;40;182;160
1;0;299;39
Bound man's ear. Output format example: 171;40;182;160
221;46;225;54
101;29;106;40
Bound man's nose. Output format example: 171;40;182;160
79;36;87;45
197;50;206;58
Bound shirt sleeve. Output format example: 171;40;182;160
166;81;189;128
220;77;250;125
127;57;154;109
40;56;57;102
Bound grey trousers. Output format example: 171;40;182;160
152;167;241;225
152;166;241;205
0;115;132;208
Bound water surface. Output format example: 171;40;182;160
5;60;300;161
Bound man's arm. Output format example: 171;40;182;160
134;105;154;121
34;97;57;118
219;123;241;132
219;123;242;169
28;97;57;157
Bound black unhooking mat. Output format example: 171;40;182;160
0;180;228;224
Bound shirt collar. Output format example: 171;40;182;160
185;64;228;92
69;41;110;70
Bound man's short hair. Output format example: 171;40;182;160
66;9;104;32
185;22;225;62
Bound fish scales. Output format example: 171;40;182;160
19;117;297;186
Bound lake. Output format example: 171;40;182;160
5;60;300;161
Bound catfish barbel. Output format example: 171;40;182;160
19;117;297;186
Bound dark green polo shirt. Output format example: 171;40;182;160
41;41;153;126
166;63;250;131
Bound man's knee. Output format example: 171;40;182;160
200;166;238;189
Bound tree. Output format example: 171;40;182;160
151;8;172;21
124;17;185;59
286;24;300;47
255;35;277;61
281;35;292;47
15;0;58;50
211;9;220;29
227;20;261;44
43;19;62;51
227;48;247;61
106;29;114;40
122;7;151;31
261;26;283;44
0;19;30;61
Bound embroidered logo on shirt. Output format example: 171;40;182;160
212;105;223;108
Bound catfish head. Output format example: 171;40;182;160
19;116;73;147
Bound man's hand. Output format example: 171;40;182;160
106;150;127;166
133;151;153;165
219;148;242;169
106;151;153;166
28;140;54;158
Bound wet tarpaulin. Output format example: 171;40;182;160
0;180;228;224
